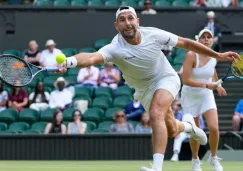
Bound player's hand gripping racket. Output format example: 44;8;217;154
216;53;243;85
0;54;59;87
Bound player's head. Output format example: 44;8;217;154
195;29;213;48
115;6;139;39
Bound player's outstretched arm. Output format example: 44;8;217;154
176;37;240;62
57;52;104;74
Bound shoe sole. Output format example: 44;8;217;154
184;114;208;145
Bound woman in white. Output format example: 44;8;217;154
181;29;227;171
67;110;87;134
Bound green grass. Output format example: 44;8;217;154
0;161;242;171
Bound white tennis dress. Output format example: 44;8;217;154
181;53;217;117
98;26;181;112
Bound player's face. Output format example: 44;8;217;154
115;12;139;39
199;32;213;48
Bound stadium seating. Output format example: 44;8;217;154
113;96;132;108
105;0;120;7
73;96;93;107
121;0;137;6
35;0;53;6
53;0;70;6
30;122;48;133
21;130;42;134
79;47;96;53
62;48;78;57
154;0;171;6
92;97;112;110
115;85;134;98
88;0;104;7
94;87;113;98
74;86;93;99
71;0;87;6
8;122;30;133
0;122;8;131
172;0;189;6
94;39;111;50
67;68;80;76
83;108;104;124
43;76;60;87
64;76;77;85
98;120;113;129
19;108;39;124
21;49;28;58
40;108;57;121
0;109;18;124
90;128;110;133
84;121;97;132
3;49;19;56
63;107;75;121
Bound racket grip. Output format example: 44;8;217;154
45;66;59;72
215;79;223;86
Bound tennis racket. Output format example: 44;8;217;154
215;53;243;85
0;54;59;87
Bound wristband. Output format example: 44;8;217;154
66;56;77;68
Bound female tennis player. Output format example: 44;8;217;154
181;28;227;171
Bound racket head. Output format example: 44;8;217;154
0;54;33;87
231;53;243;78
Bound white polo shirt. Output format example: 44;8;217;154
98;26;178;90
39;48;62;67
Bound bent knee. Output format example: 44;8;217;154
168;127;178;138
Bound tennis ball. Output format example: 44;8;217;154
56;53;66;64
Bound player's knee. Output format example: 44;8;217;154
208;125;219;134
233;114;240;122
167;127;177;138
149;108;166;123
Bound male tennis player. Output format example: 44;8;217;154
57;6;239;171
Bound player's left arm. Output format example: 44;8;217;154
176;37;239;62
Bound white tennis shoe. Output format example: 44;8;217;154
192;158;202;171
208;155;223;171
183;114;208;145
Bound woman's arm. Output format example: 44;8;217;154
78;122;87;134
44;123;52;134
16;97;28;107
182;51;208;88
67;123;71;134
61;124;67;134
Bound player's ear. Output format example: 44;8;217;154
114;22;118;31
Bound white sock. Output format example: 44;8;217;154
152;153;164;170
192;157;200;161
183;122;192;133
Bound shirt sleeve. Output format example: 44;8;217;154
29;92;34;101
98;44;116;63
235;100;243;114
155;28;178;47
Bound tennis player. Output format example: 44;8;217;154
57;7;238;171
181;29;227;171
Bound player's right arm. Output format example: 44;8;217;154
182;51;217;89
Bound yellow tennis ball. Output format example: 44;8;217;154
56;53;66;64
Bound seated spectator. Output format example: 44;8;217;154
135;112;152;133
76;66;99;88
125;100;145;121
110;110;134;133
29;82;50;111
99;62;120;90
141;0;157;15
0;81;8;112
67;109;87;134
44;110;66;134
49;77;73;110
232;99;243;131
24;40;41;66
221;0;239;7
8;85;28;112
192;0;209;7
203;11;221;51
39;39;62;67
170;100;205;162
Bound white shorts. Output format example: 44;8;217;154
181;89;217;117
133;76;181;113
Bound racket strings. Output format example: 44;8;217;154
231;55;243;77
0;56;32;86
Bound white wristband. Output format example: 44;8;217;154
66;56;77;68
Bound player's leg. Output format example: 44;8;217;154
204;109;223;171
171;132;189;162
232;114;241;131
189;117;202;171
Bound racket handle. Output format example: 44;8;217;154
44;66;59;72
215;79;223;86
